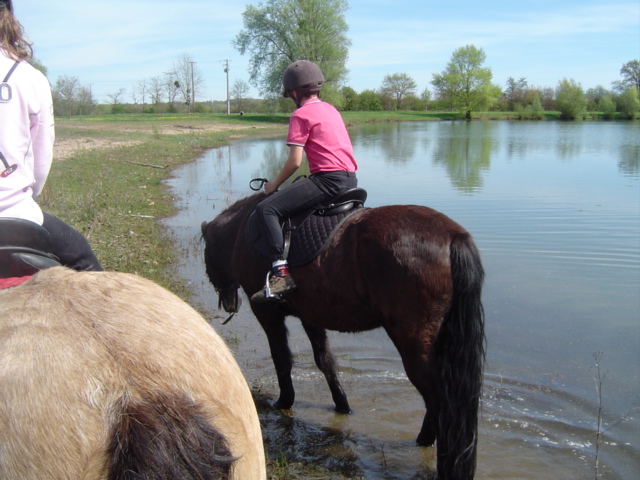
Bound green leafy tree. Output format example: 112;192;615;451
340;86;358;111
357;89;382;111
618;88;640;119
530;93;544;119
598;96;616;119
379;73;417;110
586;85;611;111
431;45;500;119
234;0;351;101
555;78;587;120
420;87;432;111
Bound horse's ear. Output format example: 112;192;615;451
201;221;209;236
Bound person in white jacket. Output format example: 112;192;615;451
0;0;101;271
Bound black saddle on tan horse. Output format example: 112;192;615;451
0;217;60;278
244;183;367;266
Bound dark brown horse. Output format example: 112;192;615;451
201;192;485;480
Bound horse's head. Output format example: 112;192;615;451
201;220;241;315
201;194;265;317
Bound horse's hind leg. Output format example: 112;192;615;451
415;368;442;447
302;323;351;414
385;327;441;447
255;309;296;410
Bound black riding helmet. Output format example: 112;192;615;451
0;1;12;12
282;60;324;99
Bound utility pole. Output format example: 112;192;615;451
189;61;196;111
223;59;230;114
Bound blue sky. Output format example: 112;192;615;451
16;0;640;103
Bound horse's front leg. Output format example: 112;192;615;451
255;307;295;410
302;323;351;414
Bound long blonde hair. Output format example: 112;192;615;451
0;3;33;60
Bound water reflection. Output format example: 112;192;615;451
431;122;494;193
618;143;639;176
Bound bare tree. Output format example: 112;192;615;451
163;75;180;107
53;75;80;117
148;76;164;105
170;53;204;113
107;88;126;105
130;83;138;107
76;85;95;115
231;79;250;112
137;79;148;109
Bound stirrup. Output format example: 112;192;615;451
264;270;276;299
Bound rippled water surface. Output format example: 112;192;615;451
164;120;639;479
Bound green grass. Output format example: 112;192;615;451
43;116;285;296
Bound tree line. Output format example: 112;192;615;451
338;56;639;120
44;0;640;120
48;53;205;117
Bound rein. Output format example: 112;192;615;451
215;283;240;325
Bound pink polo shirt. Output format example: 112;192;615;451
286;99;357;174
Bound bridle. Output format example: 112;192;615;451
214;281;240;325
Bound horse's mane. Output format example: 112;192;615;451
223;193;265;215
215;193;265;228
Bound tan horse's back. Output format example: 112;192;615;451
0;267;265;480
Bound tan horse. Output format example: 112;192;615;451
0;266;265;480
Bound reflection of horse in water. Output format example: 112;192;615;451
201;193;486;480
0;266;266;480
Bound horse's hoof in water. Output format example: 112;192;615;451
334;405;352;415
273;399;293;411
416;432;436;448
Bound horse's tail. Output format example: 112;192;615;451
107;393;237;480
435;232;486;480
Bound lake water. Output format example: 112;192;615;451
163;120;639;479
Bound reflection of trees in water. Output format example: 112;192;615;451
555;124;583;162
257;141;310;185
351;123;385;150
433;122;495;193
378;123;416;165
210;142;257;206
618;143;639;176
211;146;233;206
351;123;417;166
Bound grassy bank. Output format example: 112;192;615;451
43;114;286;296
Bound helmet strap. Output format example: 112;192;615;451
291;90;302;108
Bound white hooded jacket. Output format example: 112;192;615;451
0;48;54;225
